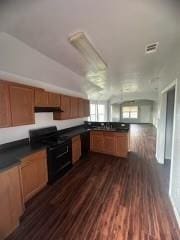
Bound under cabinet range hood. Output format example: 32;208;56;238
34;106;63;113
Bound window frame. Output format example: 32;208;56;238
122;106;138;119
89;103;106;122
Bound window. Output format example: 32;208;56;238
90;103;96;121
89;103;105;121
97;104;105;122
122;106;138;119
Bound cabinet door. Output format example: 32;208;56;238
70;97;78;119
35;88;48;107
90;131;104;152
9;84;35;126
115;134;128;158
0;166;23;240
78;98;84;117
0;81;11;127
48;92;60;107
21;150;47;202
103;132;116;155
72;135;81;164
84;99;90;117
54;95;71;120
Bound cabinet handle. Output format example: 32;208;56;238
56;147;69;158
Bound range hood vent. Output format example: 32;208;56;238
34;107;63;113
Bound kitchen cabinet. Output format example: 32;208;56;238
115;133;129;158
35;88;49;107
0;79;89;128
9;83;35;126
90;131;128;158
78;98;84;117
103;132;116;155
70;97;78;119
48;92;60;107
0;166;23;240
90;131;104;153
0;81;11;128
84;99;90;117
72;135;81;164
54;95;71;120
21;150;48;203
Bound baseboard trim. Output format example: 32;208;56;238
170;195;180;228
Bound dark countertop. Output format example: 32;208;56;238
60;128;90;139
0;126;129;172
89;128;129;133
0;143;47;172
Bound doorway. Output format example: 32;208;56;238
164;87;175;192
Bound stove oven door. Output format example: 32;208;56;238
47;142;72;183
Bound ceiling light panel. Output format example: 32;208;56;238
69;32;107;71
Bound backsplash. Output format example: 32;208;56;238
0;113;87;145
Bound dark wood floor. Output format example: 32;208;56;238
7;124;180;240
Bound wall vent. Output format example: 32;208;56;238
145;42;159;54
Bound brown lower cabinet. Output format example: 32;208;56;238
90;131;129;158
0;166;23;240
72;135;81;164
20;150;48;203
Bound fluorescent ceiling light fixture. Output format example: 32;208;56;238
69;32;107;71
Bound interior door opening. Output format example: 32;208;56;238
164;87;175;192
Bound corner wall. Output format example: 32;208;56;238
157;46;180;226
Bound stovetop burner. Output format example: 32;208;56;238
29;126;70;148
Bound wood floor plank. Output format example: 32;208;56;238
6;124;180;240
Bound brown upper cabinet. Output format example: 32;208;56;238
70;97;78;119
54;95;71;120
78;98;84;117
48;92;60;107
34;88;48;107
84;99;90;117
0;81;11;128
9;83;35;126
0;80;90;128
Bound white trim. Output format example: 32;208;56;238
161;79;177;94
170;195;180;228
169;79;178;196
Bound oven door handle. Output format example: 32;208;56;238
56;147;69;158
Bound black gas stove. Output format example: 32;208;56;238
29;126;72;183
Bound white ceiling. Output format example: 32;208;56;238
0;0;180;102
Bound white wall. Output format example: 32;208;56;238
0;32;84;93
152;101;159;128
0;113;87;145
110;100;154;124
156;46;180;226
